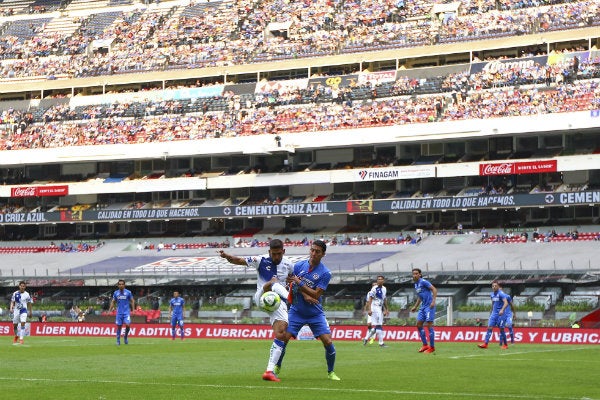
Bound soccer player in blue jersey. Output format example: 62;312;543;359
219;239;293;382
109;279;135;345
411;268;437;354
284;239;340;381
478;280;509;349
169;291;185;340
499;285;515;347
10;281;32;345
363;276;390;347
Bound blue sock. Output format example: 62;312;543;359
124;327;130;340
181;326;184;339
500;330;507;346
276;340;286;367
484;328;493;344
172;327;176;339
508;327;514;342
325;343;336;373
418;327;427;345
116;325;122;340
428;327;435;348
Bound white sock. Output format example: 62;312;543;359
271;282;289;300
267;341;283;371
377;329;384;345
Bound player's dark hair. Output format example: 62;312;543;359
313;239;327;253
377;275;385;280
412;268;422;275
269;238;284;249
18;280;26;285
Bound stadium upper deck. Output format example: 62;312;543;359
0;0;599;240
0;0;597;88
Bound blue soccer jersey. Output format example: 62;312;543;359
112;289;133;315
490;289;509;315
414;278;434;308
170;297;185;318
500;294;513;328
289;259;331;318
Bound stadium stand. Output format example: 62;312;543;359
0;0;598;329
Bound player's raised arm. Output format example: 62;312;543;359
219;250;247;266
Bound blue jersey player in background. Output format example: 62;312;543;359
109;279;135;345
478;280;509;349
499;284;515;347
169;291;185;340
284;239;340;381
411;268;437;354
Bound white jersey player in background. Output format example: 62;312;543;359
362;281;377;345
10;281;33;345
219;238;292;382
363;275;390;347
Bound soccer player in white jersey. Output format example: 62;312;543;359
10;281;33;345
219;238;292;382
362;281;377;345
363;276;390;347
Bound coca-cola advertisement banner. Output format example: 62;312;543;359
479;160;557;176
1;322;598;345
11;185;69;197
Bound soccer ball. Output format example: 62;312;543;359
259;291;281;312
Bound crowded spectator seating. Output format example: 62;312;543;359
0;0;597;80
0;243;97;253
482;230;600;243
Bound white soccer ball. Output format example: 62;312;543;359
259;291;281;312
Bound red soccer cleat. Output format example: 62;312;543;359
478;343;488;349
13;337;18;344
262;371;280;382
418;345;430;353
424;347;435;353
501;344;508;350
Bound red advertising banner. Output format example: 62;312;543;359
11;185;69;197
479;160;557;176
2;323;598;345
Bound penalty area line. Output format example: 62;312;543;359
0;377;596;400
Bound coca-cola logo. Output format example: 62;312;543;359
480;163;513;175
11;187;37;197
10;185;69;197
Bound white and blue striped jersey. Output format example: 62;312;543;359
11;290;32;314
367;285;387;310
245;255;293;294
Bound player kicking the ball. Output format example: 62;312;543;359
219;239;292;382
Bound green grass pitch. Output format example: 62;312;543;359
1;337;598;400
